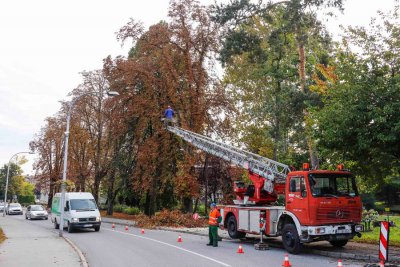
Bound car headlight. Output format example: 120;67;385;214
96;217;101;222
71;218;79;222
355;225;363;232
316;227;326;234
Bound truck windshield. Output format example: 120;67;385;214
309;173;358;198
70;199;97;211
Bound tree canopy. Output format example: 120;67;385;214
26;0;400;214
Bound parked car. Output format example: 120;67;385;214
6;203;23;215
25;205;48;220
0;203;5;212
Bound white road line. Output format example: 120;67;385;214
104;228;231;267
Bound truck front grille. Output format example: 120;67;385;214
79;217;97;222
317;207;361;222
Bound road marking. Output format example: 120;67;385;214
104;228;231;267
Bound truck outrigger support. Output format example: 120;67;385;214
254;236;269;250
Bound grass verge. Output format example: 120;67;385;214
353;215;400;247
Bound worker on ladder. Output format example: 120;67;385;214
207;203;222;247
163;105;175;126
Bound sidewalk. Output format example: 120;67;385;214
0;216;81;267
102;216;400;264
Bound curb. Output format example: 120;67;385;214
63;236;89;267
101;217;137;227
157;227;400;264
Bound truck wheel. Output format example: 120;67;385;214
329;240;348;247
54;219;60;229
282;224;301;254
67;222;74;233
227;216;245;239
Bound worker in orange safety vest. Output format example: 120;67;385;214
207;203;222;247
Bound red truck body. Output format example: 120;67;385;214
219;168;363;254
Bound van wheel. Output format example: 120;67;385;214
94;226;100;232
329;240;348;247
67;222;74;233
282;224;302;254
227;215;245;239
54;219;60;229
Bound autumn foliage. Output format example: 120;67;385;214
101;209;207;229
30;0;234;215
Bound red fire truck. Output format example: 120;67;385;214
168;126;363;254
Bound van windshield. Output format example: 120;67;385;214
70;199;97;211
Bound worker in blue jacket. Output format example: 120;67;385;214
164;106;175;126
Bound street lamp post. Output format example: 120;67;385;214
59;91;119;237
3;151;34;217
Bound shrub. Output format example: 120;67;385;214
18;195;35;206
362;208;379;231
98;204;107;211
113;204;127;213
122;207;141;215
361;193;376;210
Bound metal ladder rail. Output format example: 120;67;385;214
168;126;290;181
173;127;287;170
167;126;290;182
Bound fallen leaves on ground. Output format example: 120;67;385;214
0;228;6;243
101;209;207;229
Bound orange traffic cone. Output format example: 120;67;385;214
141;228;145;234
125;225;129;231
237;244;244;254
112;223;115;230
337;259;343;267
177;235;182;242
281;254;292;267
379;259;385;267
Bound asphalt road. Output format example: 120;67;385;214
8;214;365;267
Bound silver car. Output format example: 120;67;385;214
6;203;23;215
0;203;4;212
25;205;48;220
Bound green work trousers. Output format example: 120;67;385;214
208;225;218;246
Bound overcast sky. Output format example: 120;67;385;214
0;0;397;174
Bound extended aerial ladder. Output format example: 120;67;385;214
167;126;291;205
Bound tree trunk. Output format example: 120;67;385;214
203;155;209;215
93;177;100;204
298;39;319;169
307;138;319;169
48;181;54;208
298;44;306;92
106;171;116;216
183;197;193;213
145;186;157;217
193;198;199;213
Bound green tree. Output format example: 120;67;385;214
0;158;34;203
219;4;335;168
213;0;342;168
314;7;400;187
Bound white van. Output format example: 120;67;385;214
51;192;101;233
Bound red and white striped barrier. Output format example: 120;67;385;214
379;221;390;263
